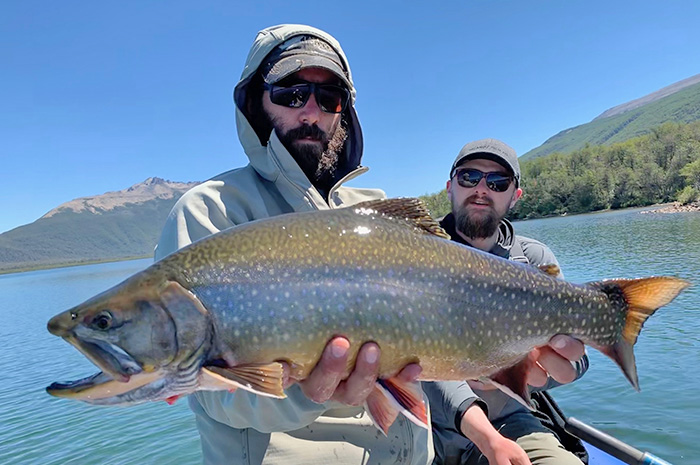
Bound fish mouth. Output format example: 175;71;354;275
61;335;143;383
47;370;166;404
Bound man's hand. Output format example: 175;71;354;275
525;334;585;387
282;337;422;405
468;335;585;391
460;403;531;465
484;437;531;465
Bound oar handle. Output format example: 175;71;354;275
565;417;673;465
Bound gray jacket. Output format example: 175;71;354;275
155;24;432;465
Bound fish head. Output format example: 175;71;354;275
47;276;213;405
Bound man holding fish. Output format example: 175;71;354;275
153;25;585;464
153;24;432;464
425;139;588;465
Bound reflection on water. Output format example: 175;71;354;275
0;209;697;464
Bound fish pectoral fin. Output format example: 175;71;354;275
200;363;286;399
365;378;428;435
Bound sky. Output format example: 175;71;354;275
2;0;699;234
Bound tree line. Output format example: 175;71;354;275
420;121;700;220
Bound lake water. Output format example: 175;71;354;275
0;207;698;464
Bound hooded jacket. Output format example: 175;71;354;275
155;24;432;465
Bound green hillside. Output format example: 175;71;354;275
0;198;178;273
420;121;700;221
521;81;700;161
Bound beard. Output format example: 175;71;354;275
272;117;348;192
453;194;509;239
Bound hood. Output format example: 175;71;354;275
233;24;363;182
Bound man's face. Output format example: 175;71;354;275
446;158;522;239
262;68;347;189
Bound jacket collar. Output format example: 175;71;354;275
439;213;515;259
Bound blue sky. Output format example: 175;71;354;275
2;1;699;234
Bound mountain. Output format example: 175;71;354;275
521;74;700;161
0;178;199;273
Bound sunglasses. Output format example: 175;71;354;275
264;82;350;114
453;168;514;192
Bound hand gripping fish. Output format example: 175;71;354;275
46;198;689;434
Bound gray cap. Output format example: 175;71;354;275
450;138;520;185
260;35;351;89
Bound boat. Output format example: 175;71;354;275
540;391;673;465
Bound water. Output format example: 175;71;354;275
0;208;697;464
514;207;700;464
0;260;201;464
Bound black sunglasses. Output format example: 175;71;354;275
453;168;514;192
264;82;350;114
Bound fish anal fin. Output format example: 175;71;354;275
201;363;286;399
371;377;428;431
365;385;400;436
352;198;450;239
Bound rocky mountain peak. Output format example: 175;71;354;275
42;178;200;218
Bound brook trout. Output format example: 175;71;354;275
46;198;689;433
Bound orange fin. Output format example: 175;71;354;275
364;385;400;436
201;363;286;399
537;263;561;277
365;378;428;434
591;276;689;390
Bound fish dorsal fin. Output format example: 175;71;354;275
352;198;450;239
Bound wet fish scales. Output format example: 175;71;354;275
45;198;689;432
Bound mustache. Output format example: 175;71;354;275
464;194;493;208
285;124;328;143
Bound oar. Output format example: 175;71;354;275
565;417;673;465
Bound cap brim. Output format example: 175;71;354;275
263;55;351;89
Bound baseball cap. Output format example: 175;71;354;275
260;35;351;89
450;138;520;185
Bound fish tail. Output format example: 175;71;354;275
592;276;689;390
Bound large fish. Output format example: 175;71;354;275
46;198;689;433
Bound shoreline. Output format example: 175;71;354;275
3;202;698;276
512;201;684;222
639;201;700;214
0;254;151;276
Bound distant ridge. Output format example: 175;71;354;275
42;177;197;217
521;74;700;161
594;73;700;120
0;178;199;273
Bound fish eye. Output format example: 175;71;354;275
92;311;113;330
